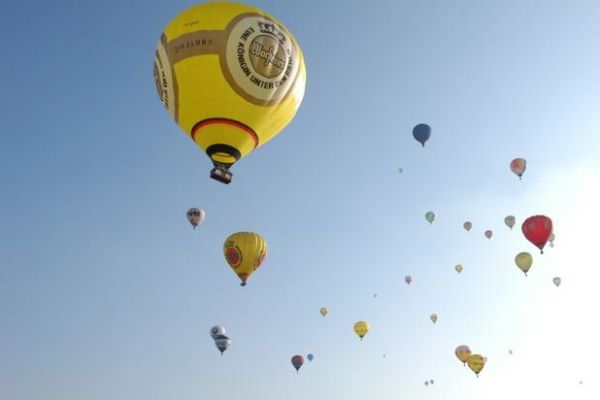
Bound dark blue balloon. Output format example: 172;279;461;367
412;124;431;147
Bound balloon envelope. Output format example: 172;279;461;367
223;231;268;286
455;345;472;364
515;252;533;275
319;307;328;317
209;325;226;339
484;230;493;239
405;275;412;285
187;208;206;228
455;264;463;273
553;277;561;287
425;211;435;224
510;158;527;179
463;221;472;231
504;215;516;229
291;355;304;372
522;215;553;253
467;354;486;376
413;123;432;147
154;2;307;183
430;313;438;324
353;321;370;339
307;353;314;362
213;334;231;355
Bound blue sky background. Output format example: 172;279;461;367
2;1;600;399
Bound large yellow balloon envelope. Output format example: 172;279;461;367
353;321;370;340
154;2;307;184
455;345;472;365
223;232;267;286
515;252;533;276
467;354;486;376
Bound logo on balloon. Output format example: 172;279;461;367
223;14;300;105
224;243;242;268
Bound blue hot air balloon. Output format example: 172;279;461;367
307;353;314;362
412;124;431;147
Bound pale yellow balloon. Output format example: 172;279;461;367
455;264;463;273
430;313;438;324
455;345;472;364
515;252;533;275
320;307;328;317
353;321;370;340
467;354;486;376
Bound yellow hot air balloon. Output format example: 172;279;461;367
223;232;267;286
320;307;328;317
430;313;438;324
353;321;370;340
515;252;533;276
455;264;463;273
455;345;471;365
154;2;307;184
467;354;486;376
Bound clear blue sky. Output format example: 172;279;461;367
2;1;600;399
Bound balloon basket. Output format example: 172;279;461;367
210;167;233;184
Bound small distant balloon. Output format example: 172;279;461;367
508;349;513;355
549;233;555;247
405;275;412;285
213;334;231;355
522;215;553;253
553;277;561;287
467;354;486;376
424;381;429;386
291;355;304;372
484;230;493;239
187;207;206;229
455;345;472;365
320;307;328;317
504;215;516;229
463;221;472;231
510;158;527;179
430;313;438;324
455;264;463;273
515;252;533;275
425;211;436;224
353;321;370;340
398;167;404;173
413;123;431;147
373;293;378;298
430;379;434;385
307;353;314;362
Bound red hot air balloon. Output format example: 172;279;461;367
522;215;553;253
291;355;304;373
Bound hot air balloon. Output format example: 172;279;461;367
398;167;404;173
522;215;553;253
430;379;434;385
187;208;206;229
484;230;493;239
553;277;561;287
213;334;231;355
307;353;314;362
467;354;486;376
508;349;513;355
413;123;431;147
430;313;438;324
515;252;533;275
154;2;306;184
455;264;463;273
510;158;526;179
504;215;516;230
549;233;555;248
425;211;435;224
463;221;472;231
291;355;304;372
455;345;472;365
209;325;226;339
354;321;370;340
424;381;429;386
223;232;268;286
319;307;328;317
405;275;412;285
